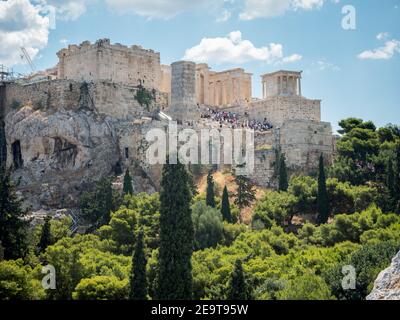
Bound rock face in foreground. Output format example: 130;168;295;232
367;251;400;300
5;106;120;209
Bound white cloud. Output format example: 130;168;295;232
216;9;232;22
314;59;340;71
282;54;303;63
358;39;400;60
376;32;389;40
239;0;326;20
0;0;50;66
183;31;302;65
105;0;224;19
39;0;96;21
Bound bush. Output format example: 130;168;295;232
192;201;224;250
73;276;129;300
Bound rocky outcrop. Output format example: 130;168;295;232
5;105;120;209
367;251;400;300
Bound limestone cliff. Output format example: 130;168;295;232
5;105;120;209
367;251;400;300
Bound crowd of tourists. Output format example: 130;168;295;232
201;108;273;132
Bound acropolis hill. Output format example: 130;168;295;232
0;39;334;210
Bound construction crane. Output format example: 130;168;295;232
20;47;36;73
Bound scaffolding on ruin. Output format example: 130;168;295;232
0;64;25;84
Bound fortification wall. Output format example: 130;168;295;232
3;80;169;120
250;97;321;127
57;39;161;89
279;120;333;170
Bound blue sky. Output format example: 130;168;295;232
1;0;399;131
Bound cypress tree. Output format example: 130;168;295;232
228;260;251;300
221;186;233;223
317;154;330;225
395;143;400;198
278;154;288;192
157;158;194;300
206;170;216;208
123;168;134;195
0;168;29;260
234;175;256;210
38;216;52;253
187;168;198;198
130;230;147;300
387;158;396;199
100;177;114;226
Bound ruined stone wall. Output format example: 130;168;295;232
57;39;161;90
224;96;321;128
4;80;82;114
4;80;169;121
249;97;321;127
279;120;333;171
93;82;168;120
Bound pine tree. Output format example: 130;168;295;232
130;230;147;300
38;216;52;253
157;158;194;300
221;186;233;223
234;175;256;210
317;154;330;225
206;170;216;208
123;168;134;195
0;168;29;260
278;154;288;192
228;260;251;300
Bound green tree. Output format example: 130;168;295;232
221;186;233;223
0;169;29;260
192;201;224;250
157;159;194;300
317;154;330;225
73;276;129;300
331;118;380;185
187;167;198;198
38;216;52;253
253;191;297;228
386;158;396;199
325;241;398;300
277;274;334;300
80;177;119;228
130;230;147;300
227;260;251;300
122;193;160;250
395;143;400;201
0;259;45;300
206;170;216;208
278;154;288;192
123;168;134;195
97;208;138;255
234;175;256;210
